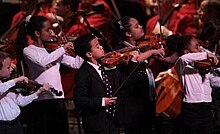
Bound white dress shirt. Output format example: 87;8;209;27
174;52;213;103
0;80;39;121
23;45;84;98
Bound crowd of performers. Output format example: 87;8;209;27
0;0;220;134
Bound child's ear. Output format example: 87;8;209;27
125;31;132;38
183;49;190;54
86;52;92;58
35;31;40;37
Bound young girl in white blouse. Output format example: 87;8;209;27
0;51;48;134
14;15;84;134
174;35;219;134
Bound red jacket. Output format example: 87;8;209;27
146;2;197;36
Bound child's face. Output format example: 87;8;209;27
188;38;203;53
39;20;54;42
89;37;105;59
128;18;144;41
0;58;13;79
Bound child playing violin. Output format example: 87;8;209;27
73;34;121;134
14;15;84;134
174;35;219;134
110;16;165;134
0;51;49;134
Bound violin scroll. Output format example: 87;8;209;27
27;80;63;96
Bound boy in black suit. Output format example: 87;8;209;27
74;34;120;134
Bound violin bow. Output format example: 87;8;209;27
110;0;121;20
160;0;189;26
157;0;163;42
53;13;68;43
113;62;140;96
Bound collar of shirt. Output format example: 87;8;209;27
87;61;102;79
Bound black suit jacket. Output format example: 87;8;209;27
74;61;121;132
116;61;156;129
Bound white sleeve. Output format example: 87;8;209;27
174;52;208;77
61;55;84;69
180;52;208;64
0;80;16;93
15;93;39;107
23;46;65;66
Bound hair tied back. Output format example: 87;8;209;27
118;20;124;29
25;15;32;27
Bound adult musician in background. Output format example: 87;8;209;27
0;51;49;134
14;15;84;134
110;16;165;134
11;0;59;27
145;0;198;78
106;0;148;31
74;34;121;134
146;0;197;37
56;0;89;37
197;0;220;36
174;35;219;134
57;0;112;39
79;0;112;39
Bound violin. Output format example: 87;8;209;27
43;36;76;56
6;68;63;96
194;41;220;73
2;76;62;97
137;34;166;51
0;39;17;60
44;13;76;56
15;80;63;96
0;39;14;51
99;44;161;68
194;56;220;74
0;39;14;46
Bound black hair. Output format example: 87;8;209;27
110;16;133;49
199;18;220;52
166;34;180;53
74;34;96;60
206;0;220;20
176;35;194;56
26;15;48;41
14;15;48;75
0;51;10;70
15;15;48;58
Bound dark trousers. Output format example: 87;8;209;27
0;118;23;134
124;125;153;134
84;117;120;134
20;99;69;134
84;128;120;134
155;115;182;134
181;102;213;134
